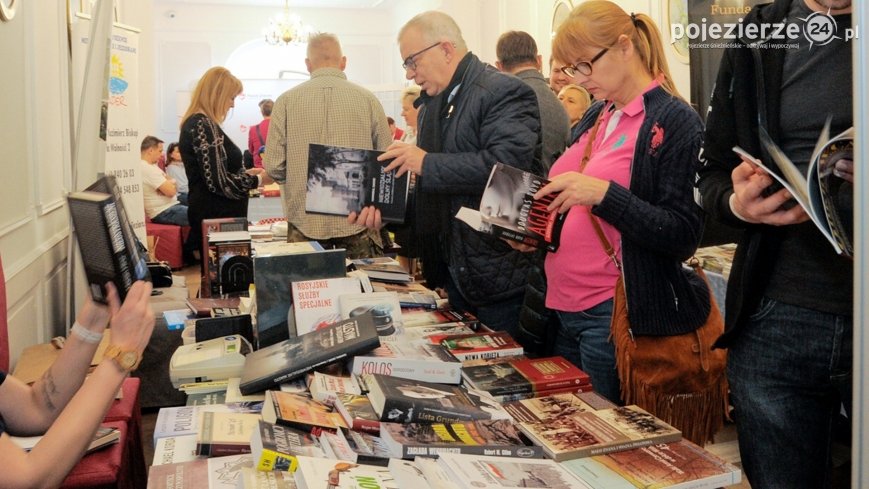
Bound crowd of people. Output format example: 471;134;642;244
0;1;855;488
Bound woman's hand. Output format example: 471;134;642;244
504;239;536;252
106;281;155;355
534;171;610;214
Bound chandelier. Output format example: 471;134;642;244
263;0;314;46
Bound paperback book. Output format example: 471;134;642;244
319;428;392;467
338;291;403;336
735;121;854;256
146;454;253;489
436;452;588;489
153;403;262;444
432;331;524;362
152;434;200;466
379;419;544;459
291;277;361;335
350;339;463;385
293;455;399;489
249;420;326;472
561;439;742;489
455;162;567;252
333;393;381;434
504;393;682;461
238;315;380;395
305;143;410;224
308;372;362;407
363;373;511;424
461;356;592;397
348;257;413;284
236;467;297;489
196;411;262;457
261;390;348;432
67;175;150;303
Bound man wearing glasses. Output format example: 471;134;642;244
352;11;542;338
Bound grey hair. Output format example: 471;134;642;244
306;32;343;64
401;85;421;103
399;11;467;51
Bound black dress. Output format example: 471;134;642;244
179;114;259;258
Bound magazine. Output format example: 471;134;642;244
305;143;410;224
734;121;853;256
456;162;566;251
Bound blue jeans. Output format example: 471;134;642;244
553;300;621;404
445;278;522;339
152;204;189;227
727;297;851;489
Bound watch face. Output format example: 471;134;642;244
120;351;138;370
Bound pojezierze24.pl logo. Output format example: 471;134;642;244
671;10;859;49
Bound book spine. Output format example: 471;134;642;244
102;200;135;291
583;430;683;460
350;418;381;435
452;346;524;361
240;353;351;396
206;443;252;457
667;471;742;489
488;384;594;403
351;356;462;384
401;443;545;459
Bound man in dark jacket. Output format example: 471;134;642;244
353;11;541;337
696;1;852;486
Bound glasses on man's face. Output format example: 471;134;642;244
402;42;441;71
560;47;609;78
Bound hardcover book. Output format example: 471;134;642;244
291;277;361;335
379;419;544;460
561;439;742;489
261;390;348;432
436;452;587;489
455;162;567;252
199;218;248;299
433;331;524;362
504;393;682;461
305;143;409;224
333;393;381;434
239;315;380;395
363;373;510;424
461;356;592;397
350;339;463;384
348;256;413;284
485;384;595;404
196;411;262;457
153;403;262;444
293;455;399;489
338;292;404;336
146;454;253;489
207;234;253;296
737;122;854;256
249;420;326;472
67;175;151;303
253;244;346;347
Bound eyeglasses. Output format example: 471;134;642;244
560;47;609;77
402;42;441;71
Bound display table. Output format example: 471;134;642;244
248;195;284;223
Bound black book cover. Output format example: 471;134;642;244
239;315;381;395
456;162;567;252
253;247;347;348
305;143;410;224
68;175;150;303
365;373;510;425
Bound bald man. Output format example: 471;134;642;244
263;33;392;259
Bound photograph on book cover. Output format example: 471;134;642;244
306;144;381;214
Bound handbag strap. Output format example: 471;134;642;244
580;107;623;272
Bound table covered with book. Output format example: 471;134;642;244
147;248;742;489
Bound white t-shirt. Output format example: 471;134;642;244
140;160;179;219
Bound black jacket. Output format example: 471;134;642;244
696;0;806;346
418;54;541;306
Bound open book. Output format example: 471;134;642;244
456;163;566;251
733;121;853;257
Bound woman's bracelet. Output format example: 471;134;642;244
70;322;104;344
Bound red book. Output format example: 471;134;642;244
431;331;524;361
462;356;591;397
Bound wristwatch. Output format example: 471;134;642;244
103;344;140;372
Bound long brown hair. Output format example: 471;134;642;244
553;0;681;99
180;66;243;127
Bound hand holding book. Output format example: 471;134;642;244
533;170;612;214
729;151;810;226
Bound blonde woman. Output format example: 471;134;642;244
399;86;421;145
516;1;708;404
179;67;272;263
557;84;592;142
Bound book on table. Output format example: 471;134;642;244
67;175;151;303
146;454;253;489
561;438;742;489
348;256;413;283
236;467;297;489
249;419;326;472
338;291;404;337
431;331;524;362
333;393;381;434
504;392;682;461
436;452;589;489
305;143;410;224
152;403;262;444
291;277;361;336
293;455;399;489
152;434;200;466
455;162;567;252
206;231;253;296
261;390;348;432
734;120;854;256
379;418;544;460
461;355;592;398
363;373;511;424
307;371;362;407
253;242;347;347
195;411;261;457
238;315;380;395
318;428;392;467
